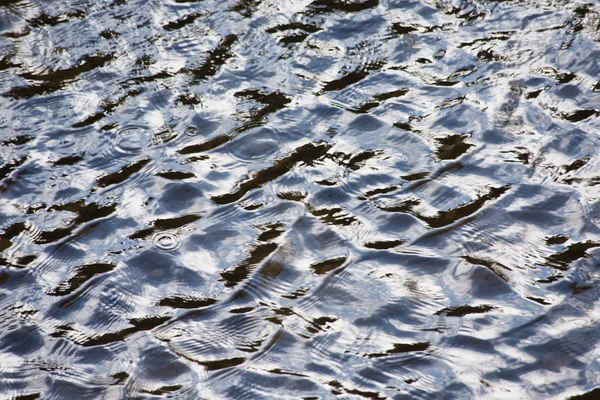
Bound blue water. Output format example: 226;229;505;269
1;0;600;398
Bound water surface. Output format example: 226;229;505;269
1;0;600;398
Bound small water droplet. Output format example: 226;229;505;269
153;232;181;251
185;126;198;136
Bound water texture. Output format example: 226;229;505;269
1;0;600;398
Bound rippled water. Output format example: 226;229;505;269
2;0;600;398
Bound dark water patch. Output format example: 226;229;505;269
310;256;346;275
234;88;292;122
391;23;419;35
281;287;309;299
230;0;262;17
563;157;590;173
163;11;207;31
561;176;600;186
502;148;531;164
342;387;386;399
198;357;246;371
527;296;551;305
544;241;600;270
1;135;33;146
437;95;466;110
0;253;36;269
0;157;27;181
242;202;263;211
123;70;174;87
526;89;543;99
366;342;430;358
348;150;382;171
0;222;27;252
309;205;358;226
259;260;284;279
178;135;232;155
7;53;114;99
220;242;278;288
530;66;577;86
545;235;569;246
402;161;464;192
96;159;150;188
73;89;144;128
434;134;474;160
177;94;202;107
100;29;119;39
266;22;322;34
268;368;308;378
458;30;515;48
373;88;409;102
129;214;202;240
35;200;116;244
212;142;332;205
305;316;337;334
27;12;71;29
155;170;195;180
364;185;398;197
53;155;84;166
266;22;322;46
48;263;116;296
568;387;600;400
141;384;183;396
315;179;336;186
157;296;217;309
256;222;285;242
559;109;598;122
349;88;410;114
325;149;382;171
319;59;385;94
0;56;21;71
13;394;41;400
435;305;495;317
52;315;171;347
236;335;270;353
364;239;405;249
462;255;511;282
378;198;420;213
418;185;510;228
305;0;379;15
185;34;237;81
401;172;430;182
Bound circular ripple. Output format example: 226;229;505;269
228;127;281;162
184;125;198;136
114;125;151;155
152;232;181;251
